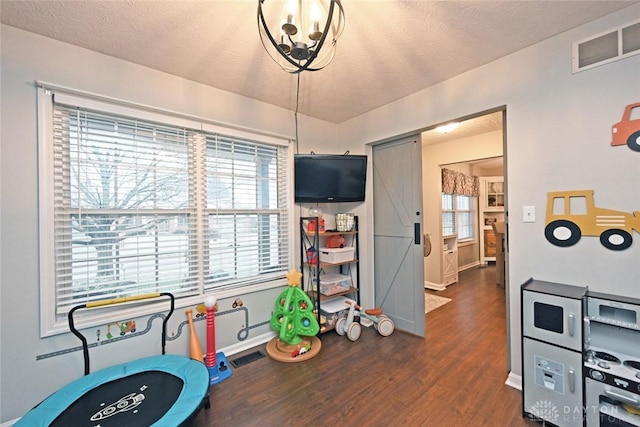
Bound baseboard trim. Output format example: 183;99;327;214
424;281;446;291
505;371;522;390
218;331;277;357
459;261;480;271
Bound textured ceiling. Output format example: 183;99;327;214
422;110;504;146
1;1;637;124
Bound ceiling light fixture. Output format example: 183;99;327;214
258;0;345;73
436;122;459;134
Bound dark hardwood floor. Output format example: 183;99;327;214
192;266;539;426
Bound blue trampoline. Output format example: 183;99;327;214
16;293;210;426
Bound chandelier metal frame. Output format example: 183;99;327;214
258;0;344;73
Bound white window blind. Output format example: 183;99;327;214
456;195;474;240
441;194;456;236
204;135;289;290
441;193;476;241
39;86;291;333
52;105;199;314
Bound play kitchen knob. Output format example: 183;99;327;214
590;369;605;381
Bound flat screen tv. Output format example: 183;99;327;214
294;154;367;203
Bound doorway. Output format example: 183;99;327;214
420;107;509;367
421;109;505;289
371;106;509;362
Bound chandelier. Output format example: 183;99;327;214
258;0;345;73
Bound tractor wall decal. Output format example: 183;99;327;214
545;190;640;251
611;102;640;151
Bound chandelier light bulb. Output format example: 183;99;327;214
309;3;322;40
286;0;297;16
282;13;297;36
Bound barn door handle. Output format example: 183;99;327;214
414;223;421;245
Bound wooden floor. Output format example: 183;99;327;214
192;266;538;427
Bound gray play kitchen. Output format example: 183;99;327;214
521;278;640;427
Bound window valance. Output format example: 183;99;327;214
441;168;480;196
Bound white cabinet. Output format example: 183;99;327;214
479;177;504;265
442;235;458;286
482;177;504;210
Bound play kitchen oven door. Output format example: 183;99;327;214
585;294;640;427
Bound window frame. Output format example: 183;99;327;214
37;84;295;337
441;193;477;243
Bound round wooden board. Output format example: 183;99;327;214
266;336;321;362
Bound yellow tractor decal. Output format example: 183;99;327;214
545;190;640;250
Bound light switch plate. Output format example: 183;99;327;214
523;205;535;223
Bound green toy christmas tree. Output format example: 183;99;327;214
270;269;320;345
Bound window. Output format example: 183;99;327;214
441;194;455;236
441;194;476;241
456;195;474;240
38;86;291;334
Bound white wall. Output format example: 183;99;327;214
339;3;640;383
0;25;343;422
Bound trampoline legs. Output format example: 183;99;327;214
204;395;211;410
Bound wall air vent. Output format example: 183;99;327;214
573;19;640;73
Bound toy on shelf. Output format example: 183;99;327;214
266;269;321;362
336;300;395;341
186;297;232;385
306;206;325;233
325;234;346;248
